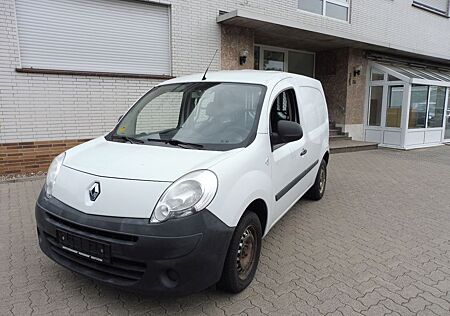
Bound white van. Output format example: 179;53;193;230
36;70;329;295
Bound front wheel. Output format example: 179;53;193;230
217;212;262;293
306;159;327;200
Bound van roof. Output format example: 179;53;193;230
160;70;321;87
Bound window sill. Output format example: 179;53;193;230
412;3;449;18
15;68;174;80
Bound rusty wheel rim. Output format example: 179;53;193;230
236;225;257;280
319;167;326;194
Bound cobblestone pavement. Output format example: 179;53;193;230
1;147;450;316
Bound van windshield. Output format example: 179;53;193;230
107;82;266;150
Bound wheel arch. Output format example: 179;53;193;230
323;150;330;165
242;198;268;236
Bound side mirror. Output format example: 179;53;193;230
117;115;123;122
277;120;303;143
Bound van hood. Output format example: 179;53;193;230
63;137;238;182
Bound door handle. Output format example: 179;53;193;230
300;148;307;156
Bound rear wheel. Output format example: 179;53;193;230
306;159;327;200
217;212;262;293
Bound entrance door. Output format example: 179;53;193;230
255;45;315;77
263;49;285;71
445;90;450;141
445;107;450;141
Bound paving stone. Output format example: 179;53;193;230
2;147;450;315
357;291;385;309
398;284;423;300
362;304;392;316
403;296;432;313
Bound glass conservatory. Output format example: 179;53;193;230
364;62;450;149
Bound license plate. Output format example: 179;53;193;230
56;230;111;263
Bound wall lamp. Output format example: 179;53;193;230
239;49;249;65
353;65;363;77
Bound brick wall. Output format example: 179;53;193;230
0;0;223;175
226;0;450;61
0;139;90;175
0;0;223;145
2;0;450;175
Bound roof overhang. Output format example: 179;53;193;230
217;9;450;65
372;62;450;87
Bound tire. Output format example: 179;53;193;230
217;212;262;293
306;159;327;201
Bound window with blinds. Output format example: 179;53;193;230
413;0;449;15
15;0;171;76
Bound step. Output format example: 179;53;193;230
329;129;344;136
330;140;378;154
330;134;352;140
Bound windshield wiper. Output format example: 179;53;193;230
111;135;144;144
168;139;204;149
147;138;203;149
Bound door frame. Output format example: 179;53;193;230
444;87;450;142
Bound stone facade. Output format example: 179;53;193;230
344;49;369;140
221;25;255;70
315;49;349;126
315;48;367;140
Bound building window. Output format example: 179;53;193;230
263;50;285;71
386;86;403;128
409;85;429;129
427;86;446;128
368;86;383;126
371;69;385;81
412;0;450;16
298;0;350;21
15;0;171;76
288;51;315;77
409;85;447;129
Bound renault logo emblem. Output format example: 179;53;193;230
89;182;101;201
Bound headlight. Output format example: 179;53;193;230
45;152;66;198
151;170;218;223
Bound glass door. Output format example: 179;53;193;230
255;45;316;77
263;50;285;71
445;90;450;141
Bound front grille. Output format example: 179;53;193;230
44;232;146;285
45;211;138;243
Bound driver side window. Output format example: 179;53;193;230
270;89;300;149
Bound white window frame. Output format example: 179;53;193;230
254;44;316;77
443;88;450;142
366;65;407;130
298;0;350;22
412;0;450;17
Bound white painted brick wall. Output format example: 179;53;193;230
229;0;450;60
1;0;449;143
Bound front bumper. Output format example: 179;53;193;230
35;189;234;295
